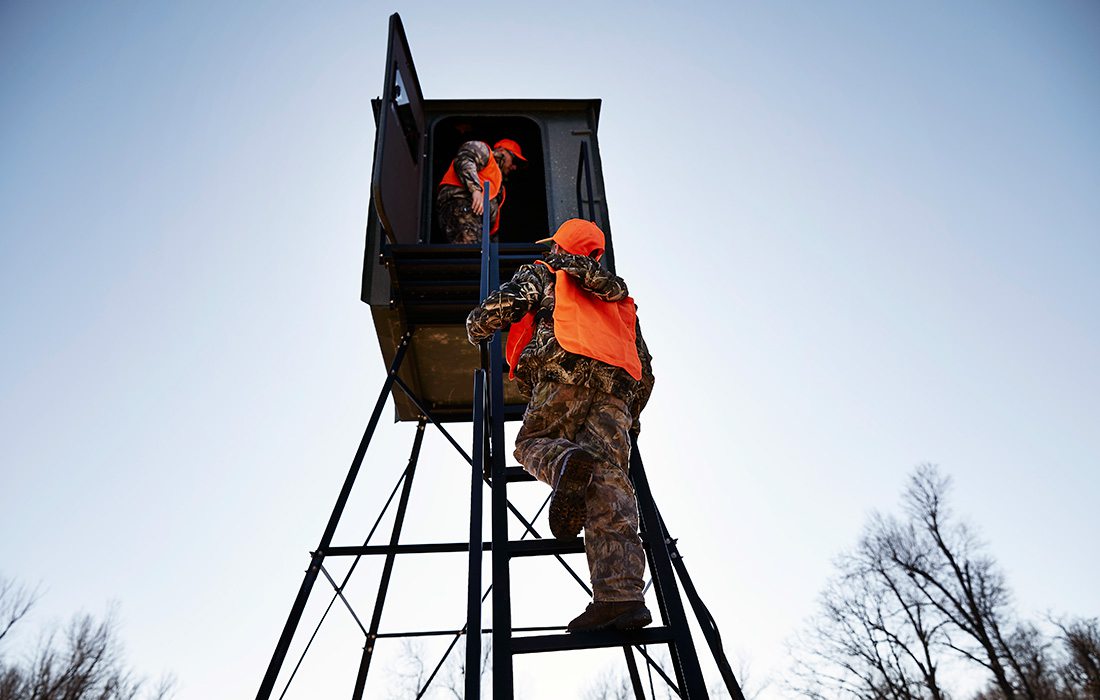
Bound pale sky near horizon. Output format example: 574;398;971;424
1;2;1098;698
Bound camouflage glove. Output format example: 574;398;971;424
467;290;520;345
543;252;599;276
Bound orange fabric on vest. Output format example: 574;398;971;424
505;311;536;380
539;260;643;380
504;261;644;382
439;143;505;234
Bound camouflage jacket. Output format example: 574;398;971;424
436;141;505;220
467;252;655;427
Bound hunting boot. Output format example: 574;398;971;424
548;449;597;540
567;601;653;633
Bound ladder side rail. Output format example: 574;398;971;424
351;420;428;699
465;369;488;699
478;180;492;371
470;193;492;698
629;436;708;698
257;335;411;700
489;335;512;700
484;200;516;698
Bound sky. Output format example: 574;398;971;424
1;1;1098;698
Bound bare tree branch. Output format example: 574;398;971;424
788;464;1094;700
0;577;41;646
0;578;174;700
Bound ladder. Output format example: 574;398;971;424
466;195;745;698
255;189;746;699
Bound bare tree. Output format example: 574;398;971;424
712;657;769;700
390;635;493;699
0;576;174;700
390;639;430;697
882;467;1022;697
0;578;39;646
790;465;1097;700
583;649;763;700
584;669;634;700
789;537;948;700
1053;618;1100;700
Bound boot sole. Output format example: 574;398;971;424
613;607;654;631
568;606;654;634
549;451;596;540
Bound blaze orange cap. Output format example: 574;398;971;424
492;138;527;161
535;219;605;258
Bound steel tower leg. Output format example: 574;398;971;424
256;335;410;700
351;419;427;698
630;435;708;697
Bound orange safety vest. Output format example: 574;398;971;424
504;260;643;381
439;143;505;234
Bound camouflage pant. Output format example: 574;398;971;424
436;190;499;244
514;381;645;602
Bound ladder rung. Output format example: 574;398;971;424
507;538;584;557
511;627;676;654
323;542;475;556
503;466;536;482
323;538;582;557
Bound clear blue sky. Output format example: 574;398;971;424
1;2;1097;698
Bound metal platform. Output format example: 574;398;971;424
366;239;544;422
